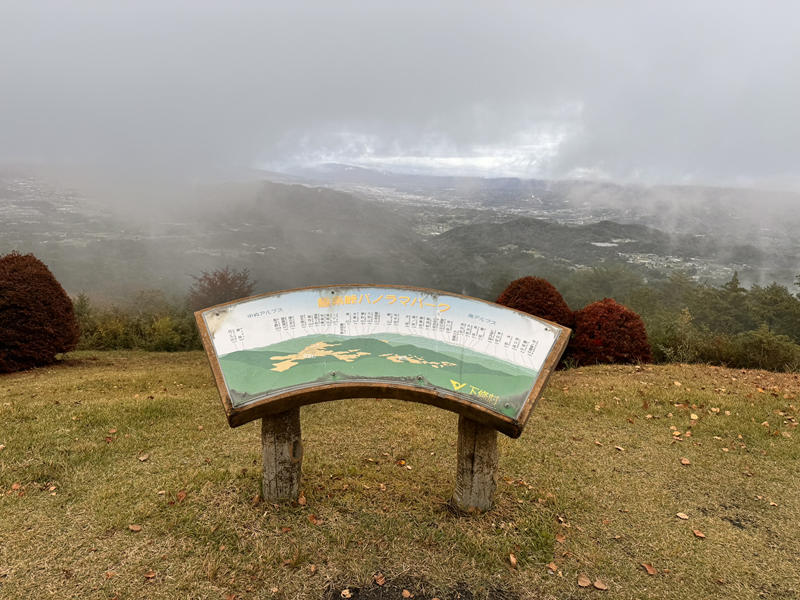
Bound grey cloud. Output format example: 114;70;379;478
1;1;799;188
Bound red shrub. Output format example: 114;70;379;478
571;298;651;366
496;276;574;328
0;252;80;373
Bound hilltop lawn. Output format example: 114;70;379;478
1;352;798;599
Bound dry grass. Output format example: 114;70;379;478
1;352;798;599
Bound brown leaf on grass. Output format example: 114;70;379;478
680;458;691;465
509;553;518;568
198;425;204;430
104;437;113;444
615;445;624;452
298;493;307;506
250;494;261;506
594;579;608;590
641;563;657;575
693;529;706;538
555;533;566;544
374;573;386;586
0;445;5;451
109;428;117;434
143;570;156;579
340;590;352;599
128;524;142;532
138;454;149;462
677;513;689;520
105;571;115;579
402;591;412;599
226;594;238;600
577;574;591;587
177;490;187;503
546;562;558;571
309;514;323;525
11;483;20;491
281;527;292;533
310;564;317;574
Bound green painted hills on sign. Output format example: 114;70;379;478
218;335;539;418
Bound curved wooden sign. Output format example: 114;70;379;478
196;285;570;438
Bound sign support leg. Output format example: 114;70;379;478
261;408;303;501
453;415;498;512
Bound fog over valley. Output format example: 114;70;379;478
2;1;800;302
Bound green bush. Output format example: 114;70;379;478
74;291;201;352
649;310;800;372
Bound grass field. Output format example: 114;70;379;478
1;352;798;599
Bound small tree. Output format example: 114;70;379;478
0;252;80;373
188;266;256;311
496;276;574;328
571;298;651;366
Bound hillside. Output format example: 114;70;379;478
1;352;798;599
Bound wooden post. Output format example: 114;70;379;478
453;415;498;512
261;408;303;501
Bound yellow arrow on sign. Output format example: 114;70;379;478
450;380;468;391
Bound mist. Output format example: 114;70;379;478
2;1;800;190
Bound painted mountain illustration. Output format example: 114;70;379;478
218;334;539;418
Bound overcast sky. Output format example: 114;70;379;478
2;1;799;189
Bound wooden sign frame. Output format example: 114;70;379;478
196;285;570;439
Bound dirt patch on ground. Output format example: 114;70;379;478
323;577;520;600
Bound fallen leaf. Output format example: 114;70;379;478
693;529;706;539
615;445;624;452
577;574;591;587
340;590;352;599
226;595;238;600
298;493;307;506
509;553;517;568
129;524;142;532
770;502;777;507
374;573;386;586
674;381;681;387
138;454;149;462
177;490;187;503
556;533;566;544
594;579;608;590
220;545;227;551
271;588;279;593
250;494;261;506
676;513;689;520
198;425;204;431
104;437;113;443
309;514;323;525
11;483;20;490
380;483;387;491
402;591;412;598
109;428;117;434
547;562;558;571
0;445;4;451
680;458;691;465
690;413;699;420
144;570;156;579
310;564;317;574
641;563;656;575
105;571;115;579
281;527;292;533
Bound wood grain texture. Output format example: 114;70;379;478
452;415;499;511
260;409;303;501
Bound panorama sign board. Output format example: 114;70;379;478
196;285;570;437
